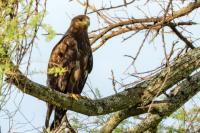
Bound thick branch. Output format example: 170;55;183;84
5;48;200;116
124;114;161;133
125;71;200;133
99;108;147;133
100;64;200;132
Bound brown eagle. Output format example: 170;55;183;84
45;15;93;131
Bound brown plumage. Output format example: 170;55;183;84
45;15;93;131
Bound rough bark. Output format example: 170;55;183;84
124;71;200;132
100;50;200;132
124;114;161;133
4;48;200;117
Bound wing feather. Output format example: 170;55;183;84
47;35;78;92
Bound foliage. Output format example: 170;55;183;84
0;0;50;130
43;24;56;42
48;66;68;76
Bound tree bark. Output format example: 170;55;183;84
4;48;200;117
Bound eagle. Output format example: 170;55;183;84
45;15;93;131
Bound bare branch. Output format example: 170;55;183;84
111;70;117;94
101;70;200;133
168;23;195;49
126;71;200;132
84;0;89;14
91;0;200;50
87;0;135;14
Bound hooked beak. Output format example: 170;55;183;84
83;18;90;27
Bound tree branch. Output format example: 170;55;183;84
3;48;200;117
124;114;161;133
124;71;200;133
91;0;200;50
168;23;195;49
100;53;200;132
99;107;147;133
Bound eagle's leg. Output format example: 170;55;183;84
68;93;81;100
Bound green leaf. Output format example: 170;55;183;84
29;12;43;28
171;108;187;121
43;24;56;42
48;66;68;76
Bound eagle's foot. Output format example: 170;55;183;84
68;93;81;100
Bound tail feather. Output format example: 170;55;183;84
51;108;66;130
45;104;53;128
50;108;76;133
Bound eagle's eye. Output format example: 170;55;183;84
79;18;83;21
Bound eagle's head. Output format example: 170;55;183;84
71;15;90;30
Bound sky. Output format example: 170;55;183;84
1;0;200;132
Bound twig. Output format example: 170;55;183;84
84;0;89;14
168;23;195;49
111;70;117;94
88;0;135;14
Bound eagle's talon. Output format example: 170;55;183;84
68;93;81;100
